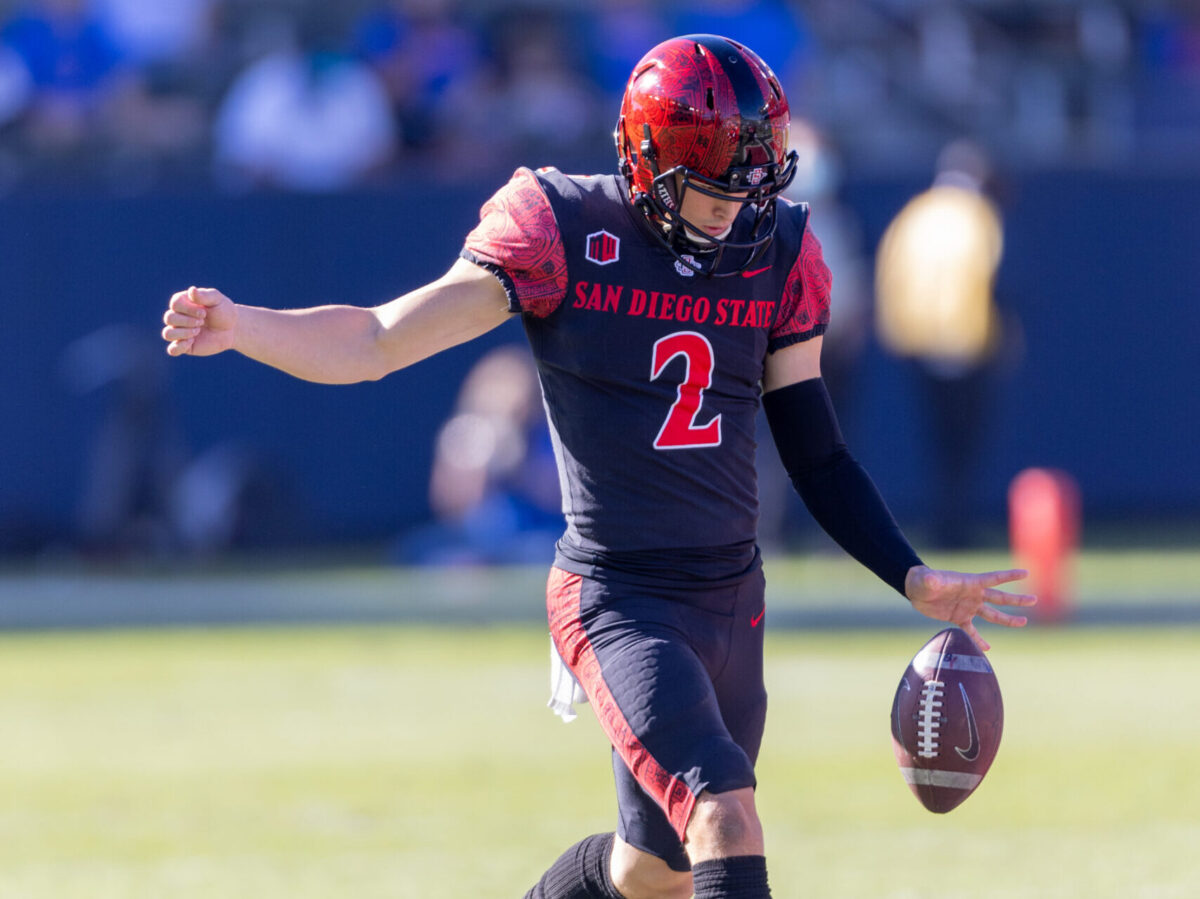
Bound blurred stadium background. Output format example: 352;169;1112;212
1;0;1197;563
0;1;1198;896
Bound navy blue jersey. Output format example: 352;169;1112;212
462;167;831;581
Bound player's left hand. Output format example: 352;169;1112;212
905;565;1037;652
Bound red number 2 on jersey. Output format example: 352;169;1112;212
651;331;723;450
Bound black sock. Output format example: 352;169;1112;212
691;855;771;898
525;832;622;898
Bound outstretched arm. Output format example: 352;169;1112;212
161;257;511;383
763;340;1035;651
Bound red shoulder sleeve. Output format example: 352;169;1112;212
461;167;568;318
769;225;832;350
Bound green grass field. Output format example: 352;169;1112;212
6;548;1198;630
0;619;1197;898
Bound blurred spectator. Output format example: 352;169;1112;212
1136;8;1200;158
85;0;222;189
0;2;1189;190
670;0;813;85
914;1;978;111
91;0;217;67
353;0;483;157
60;321;306;558
874;139;1008;548
396;344;560;566
213;10;395;191
1;0;123;167
1139;7;1200;75
1075;4;1134;162
489;14;598;158
59;322;184;556
98;60;212;191
446;10;600;175
169;439;306;556
0;42;32;125
440;11;602;178
0;42;33;187
579;0;670;102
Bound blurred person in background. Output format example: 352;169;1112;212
1137;6;1200;152
875;138;1009;549
162;34;1034;899
213;8;395;192
91;0;217;68
59;323;184;556
0;0;122;174
670;0;813;88
437;9;602;179
352;0;483;162
0;41;33;186
396;343;560;565
1074;1;1134;160
481;13;599;161
579;0;671;103
99;62;212;191
60;322;299;558
91;0;223;190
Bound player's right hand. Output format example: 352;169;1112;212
162;286;237;357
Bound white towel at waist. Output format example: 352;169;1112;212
548;636;588;723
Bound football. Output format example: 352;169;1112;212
890;627;1004;813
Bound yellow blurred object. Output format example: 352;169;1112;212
875;179;1003;372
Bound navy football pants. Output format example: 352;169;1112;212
546;565;768;871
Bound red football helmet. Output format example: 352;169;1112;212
615;34;798;277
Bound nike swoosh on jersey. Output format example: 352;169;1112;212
750;607;766;627
955;683;981;761
740;266;771;278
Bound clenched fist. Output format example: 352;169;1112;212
161;286;238;357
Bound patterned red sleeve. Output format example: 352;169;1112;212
461;167;568;318
769;225;832;350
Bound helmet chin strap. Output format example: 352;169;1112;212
639;126;711;247
640;124;681;217
681;224;730;249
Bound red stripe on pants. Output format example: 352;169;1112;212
546;567;697;840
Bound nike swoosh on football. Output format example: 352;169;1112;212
740;266;772;278
955;683;981;761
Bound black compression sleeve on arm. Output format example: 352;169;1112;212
762;378;923;596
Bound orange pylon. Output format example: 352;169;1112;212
1008;468;1080;622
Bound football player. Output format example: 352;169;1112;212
162;34;1035;899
